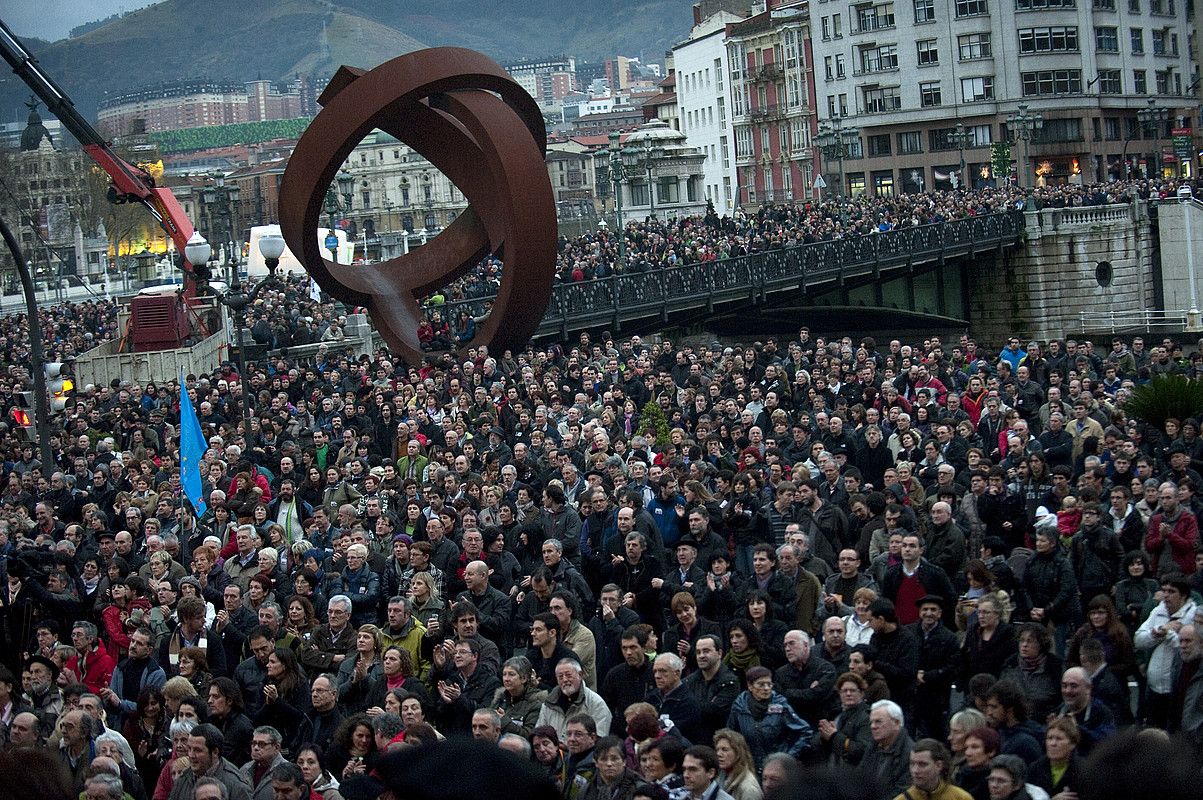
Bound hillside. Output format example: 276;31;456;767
0;0;691;128
0;0;425;126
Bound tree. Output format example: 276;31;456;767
1121;374;1203;430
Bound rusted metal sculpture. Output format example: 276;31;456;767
279;47;557;365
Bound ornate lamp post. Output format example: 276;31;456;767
1007;103;1043;210
607;131;628;267
621;134;666;220
947;122;974;190
816;115;860;198
1137;99;1169;179
190;231;285;429
199;173;241;282
324;169;355;235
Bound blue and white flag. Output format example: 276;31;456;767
178;372;209;516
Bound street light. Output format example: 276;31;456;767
621;134;666;220
325;169;355;234
816;115;860;198
197;230;285;431
607;131;628;267
947;122;974;191
199;173;241;282
1137;99;1169;179
1007;103;1043;210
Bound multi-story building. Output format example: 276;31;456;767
726;1;820;206
340;132;469;245
809;0;1199;195
674;8;746;212
97;77;314;137
505;56;578;105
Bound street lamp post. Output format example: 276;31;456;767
621;135;666;220
325;169;355;240
188;231;286;431
1007;103;1044;209
947;122;974;190
1137;99;1169;179
199;173;241;283
607;131;628;267
816;115;860;198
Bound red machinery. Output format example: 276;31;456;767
0;20;203;303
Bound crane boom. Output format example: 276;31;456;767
0;18;201;296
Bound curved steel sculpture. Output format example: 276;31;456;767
279;47;557;365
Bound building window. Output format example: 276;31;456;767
822;16;831;39
920;81;943;106
833;13;843;37
1098;69;1123;93
863;86;902;112
1149;0;1171;12
836;54;846;77
958;32;993;59
1131;28;1144;53
956;0;989;16
1021;69;1083;95
855;3;896;32
1038;118;1083;142
1018;27;1080;54
868;133;892;156
1104;117;1122;139
914;0;937;21
961;76;996;101
917;39;940;64
735;127;752;157
715;59;724;90
825;56;834;80
873;171;896;196
1096;27;1119;51
1093;0;1116;9
1129;0;1140;10
1016;0;1075;6
898;130;924;153
1133;69;1148;93
1155;69;1170;93
1152;28;1177;55
859;44;899;73
791;119;806;152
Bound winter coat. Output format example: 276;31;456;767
1022;548;1079;624
726;689;815;771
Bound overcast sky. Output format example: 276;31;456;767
3;1;159;42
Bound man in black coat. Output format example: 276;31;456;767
683;633;741;742
646;652;704;744
907;595;960;739
866;598;919;716
587;585;642;681
774;629;838;726
601;626;655;738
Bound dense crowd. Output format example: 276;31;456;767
0;180;1201;800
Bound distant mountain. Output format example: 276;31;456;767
0;0;426;127
1;0;692;130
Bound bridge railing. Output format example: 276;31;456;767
435;211;1024;337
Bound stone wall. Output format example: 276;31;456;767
1152;199;1203;316
966;202;1155;343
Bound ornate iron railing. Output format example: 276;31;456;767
434;210;1025;340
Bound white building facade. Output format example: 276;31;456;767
674;11;745;213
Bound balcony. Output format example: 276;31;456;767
753;63;785;81
748;103;782;119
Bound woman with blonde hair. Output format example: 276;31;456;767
713;728;763;800
843;587;878;646
337;624;384;708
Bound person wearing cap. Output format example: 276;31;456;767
907;595;959;740
23;653;64;728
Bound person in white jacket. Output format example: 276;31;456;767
1135;573;1198;729
534;658;612;740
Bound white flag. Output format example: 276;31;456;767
310;279;322;303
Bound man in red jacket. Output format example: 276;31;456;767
1146;481;1200;577
65;620;116;694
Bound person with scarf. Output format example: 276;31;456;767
724;666;814;773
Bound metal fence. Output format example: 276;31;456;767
440;210;1025;339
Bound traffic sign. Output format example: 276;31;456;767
813;174;827;189
324;234;338;251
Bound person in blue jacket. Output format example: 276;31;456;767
725;665;814;772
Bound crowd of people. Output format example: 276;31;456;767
0;180;1201;800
